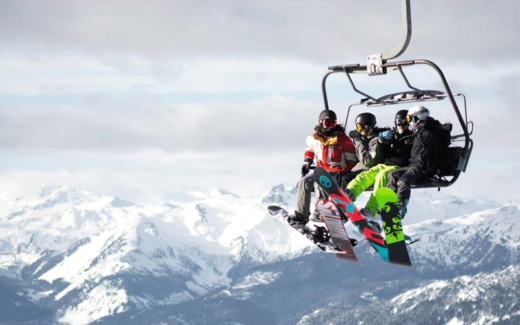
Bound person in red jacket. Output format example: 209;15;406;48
288;110;357;225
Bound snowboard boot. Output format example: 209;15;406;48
287;211;309;226
367;220;382;233
309;211;324;223
360;208;382;233
343;188;355;202
359;207;374;219
398;200;409;219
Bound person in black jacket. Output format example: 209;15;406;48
380;110;415;168
343;110;414;220
387;105;443;218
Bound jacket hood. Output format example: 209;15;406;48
424;116;443;130
414;117;442;133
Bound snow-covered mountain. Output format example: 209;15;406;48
296;265;520;325
0;184;517;325
407;203;520;274
0;185;310;324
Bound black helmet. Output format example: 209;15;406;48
355;112;376;131
395;110;408;127
319;110;337;121
318;109;338;130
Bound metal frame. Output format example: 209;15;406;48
321;59;473;189
316;0;472;189
382;0;412;61
367;0;412;75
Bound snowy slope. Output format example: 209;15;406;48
0;185;309;324
0;183;514;325
296;265;520;325
402;189;500;225
388;265;520;324
406;203;520;272
96;186;518;325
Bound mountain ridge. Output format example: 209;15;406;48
0;184;517;325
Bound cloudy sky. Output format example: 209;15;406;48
1;1;518;204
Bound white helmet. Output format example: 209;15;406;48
407;105;430;124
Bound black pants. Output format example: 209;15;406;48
387;166;425;205
330;171;360;189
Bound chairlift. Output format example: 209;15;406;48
321;0;473;190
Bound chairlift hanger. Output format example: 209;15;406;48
320;0;473;190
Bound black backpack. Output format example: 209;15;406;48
432;122;454;176
436;123;452;159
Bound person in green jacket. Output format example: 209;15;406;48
344;110;414;219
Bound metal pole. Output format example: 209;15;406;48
367;0;412;75
382;0;412;61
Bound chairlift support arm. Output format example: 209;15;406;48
382;0;412;61
331;0;411;76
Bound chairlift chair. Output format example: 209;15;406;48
320;0;473;190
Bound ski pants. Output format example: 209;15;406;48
346;164;400;215
387;165;425;206
296;171;356;217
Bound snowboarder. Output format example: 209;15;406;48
387;105;443;218
287;109;357;225
344;110;414;219
349;112;384;173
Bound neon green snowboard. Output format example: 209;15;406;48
375;187;411;266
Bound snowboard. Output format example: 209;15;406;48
375;187;412;266
267;205;358;262
315;199;358;262
313;167;389;262
314;167;412;266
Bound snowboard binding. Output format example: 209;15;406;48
311;226;331;244
311;225;357;247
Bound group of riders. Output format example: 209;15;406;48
288;105;447;233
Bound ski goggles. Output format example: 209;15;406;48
395;117;409;127
406;108;429;124
406;115;420;124
356;123;373;131
322;118;337;128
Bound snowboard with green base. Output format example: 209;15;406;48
375;187;411;266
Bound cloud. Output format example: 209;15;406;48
0;93;321;152
3;1;519;65
0;1;518;204
0;54;325;96
0;148;305;204
0;1;391;61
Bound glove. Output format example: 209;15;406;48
378;129;396;142
301;159;313;177
349;130;360;139
349;130;361;145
